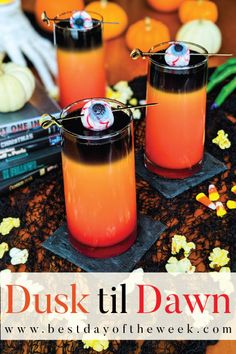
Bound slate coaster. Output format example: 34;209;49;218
136;151;227;199
42;215;166;272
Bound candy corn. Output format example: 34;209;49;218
216;202;227;217
196;193;216;210
208;184;220;201
227;200;236;209
231;186;236;195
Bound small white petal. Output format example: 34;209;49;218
9;247;21;258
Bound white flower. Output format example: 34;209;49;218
171;235;195;257
0;217;20;235
165;257;195;274
219;267;231;273
9;247;29;265
129;98;138;106
0;242;9;258
82;339;109;352
132;108;141;120
209;247;230;269
106;86;121;100
212;130;231;149
113;81;133;103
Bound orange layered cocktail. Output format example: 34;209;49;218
61;98;137;258
145;41;208;179
54;11;106;107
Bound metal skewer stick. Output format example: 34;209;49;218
41;11;119;26
130;48;233;60
40;103;158;129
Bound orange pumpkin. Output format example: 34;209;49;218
147;0;185;12
179;0;218;23
125;17;170;52
35;0;84;32
85;0;128;40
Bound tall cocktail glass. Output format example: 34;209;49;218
145;41;208;179
54;11;106;107
61;98;137;258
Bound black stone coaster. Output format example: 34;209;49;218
136;151;227;199
42;215;166;272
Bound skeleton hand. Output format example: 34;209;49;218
0;0;57;95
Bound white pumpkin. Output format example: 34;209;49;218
0;53;35;113
176;20;222;54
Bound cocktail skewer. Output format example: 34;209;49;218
130;48;233;60
41;11;119;26
40;103;158;129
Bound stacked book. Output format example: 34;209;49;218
0;82;62;195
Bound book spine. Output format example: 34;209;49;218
0;125;60;149
0;112;60;137
0;164;59;195
0;134;62;161
0;147;61;181
0;116;40;137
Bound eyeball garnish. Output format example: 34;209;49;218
165;42;190;67
70;11;93;31
81;100;114;131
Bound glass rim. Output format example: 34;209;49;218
60;98;133;142
148;41;208;70
54;10;103;31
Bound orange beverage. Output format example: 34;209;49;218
61;98;137;258
54;11;106;107
145;41;208;179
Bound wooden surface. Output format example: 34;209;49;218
21;1;236;353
